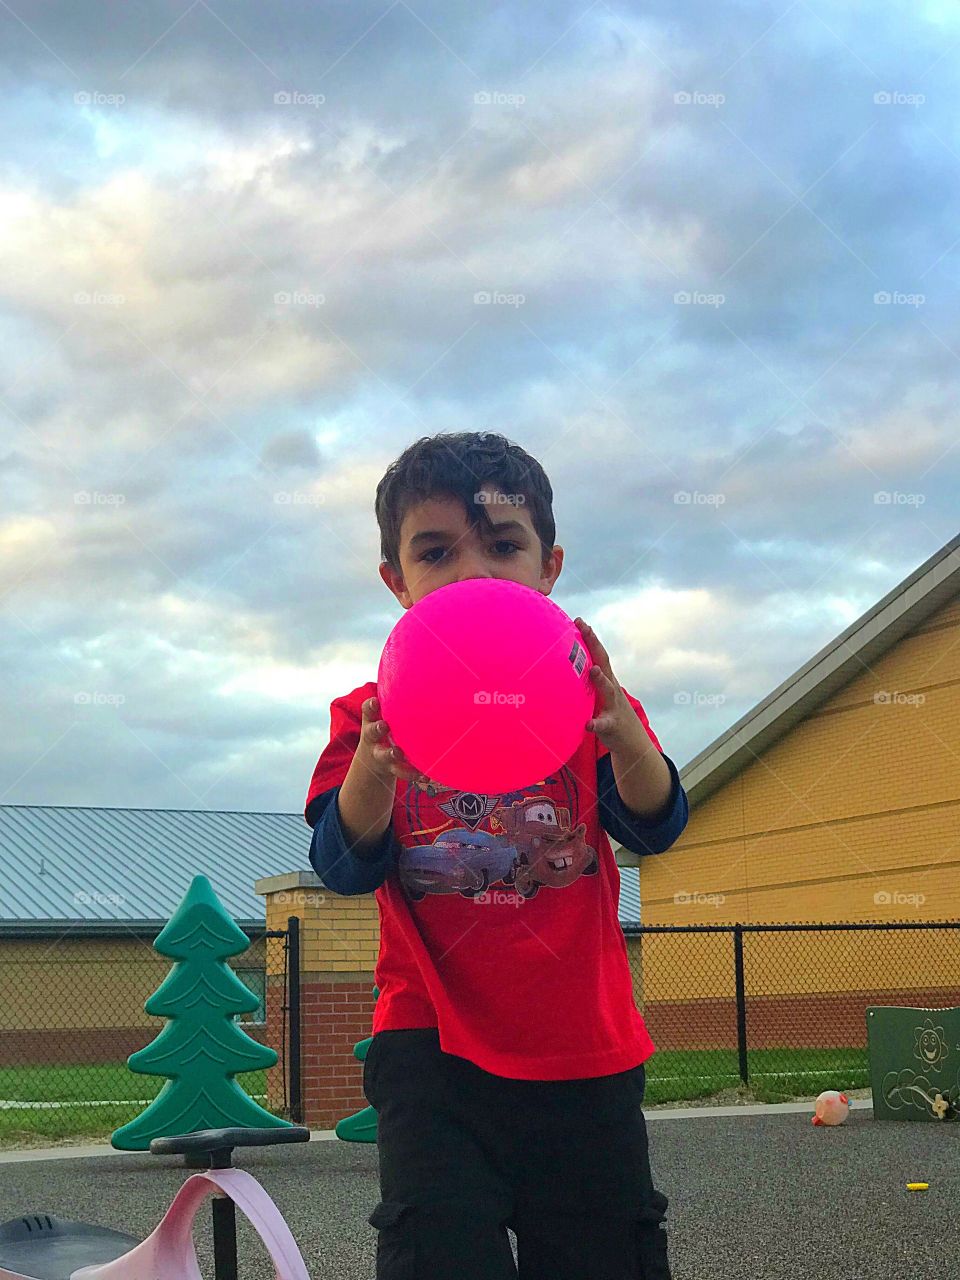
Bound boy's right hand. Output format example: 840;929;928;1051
360;695;432;789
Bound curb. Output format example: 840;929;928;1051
0;1129;342;1165
0;1103;878;1161
644;1098;874;1121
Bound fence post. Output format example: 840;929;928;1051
287;915;302;1123
734;923;749;1085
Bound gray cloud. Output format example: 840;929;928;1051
0;0;955;811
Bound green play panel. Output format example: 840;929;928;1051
867;1005;960;1122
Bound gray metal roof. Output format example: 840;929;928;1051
0;804;643;932
0;804;310;932
616;864;640;928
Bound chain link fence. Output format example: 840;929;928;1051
625;921;960;1104
7;916;957;1140
0;926;297;1147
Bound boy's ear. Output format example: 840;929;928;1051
379;561;414;609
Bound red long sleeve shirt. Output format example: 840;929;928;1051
304;680;687;1080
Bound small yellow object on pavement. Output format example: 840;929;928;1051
906;1183;929;1191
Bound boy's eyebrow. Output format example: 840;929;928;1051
408;520;529;548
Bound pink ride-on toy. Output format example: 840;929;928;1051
0;1126;312;1280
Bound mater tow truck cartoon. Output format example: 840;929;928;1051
498;796;597;899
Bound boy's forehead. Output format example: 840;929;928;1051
400;490;535;544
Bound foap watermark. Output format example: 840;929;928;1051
74;890;124;906
74;490;126;506
474;291;525;307
873;91;925;107
874;490;925;506
74;91;125;107
874;689;926;707
674;690;727;707
474;889;524;907
474;90;526;107
474;690;526;707
274;490;326;505
874;291;924;307
275;891;326;906
674;890;726;907
673;490;725;506
74;291;125;306
274;90;325;107
474;490;525;506
275;290;325;307
74;691;126;706
874;890;926;907
674;90;725;107
674;290;725;307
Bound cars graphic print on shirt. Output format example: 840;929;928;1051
397;781;598;903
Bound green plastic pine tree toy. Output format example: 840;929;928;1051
112;874;292;1150
335;985;379;1143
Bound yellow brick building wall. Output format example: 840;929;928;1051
0;936;269;1029
635;592;960;999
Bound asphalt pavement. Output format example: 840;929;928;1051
0;1106;956;1278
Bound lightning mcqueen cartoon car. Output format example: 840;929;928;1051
399;828;518;901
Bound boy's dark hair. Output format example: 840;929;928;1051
375;431;556;574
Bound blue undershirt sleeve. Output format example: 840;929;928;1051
597;750;688;856
307;786;395;896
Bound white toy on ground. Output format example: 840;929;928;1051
812;1089;849;1125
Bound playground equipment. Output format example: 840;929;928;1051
0;1126;311;1280
113;874;292;1151
867;1005;960;1121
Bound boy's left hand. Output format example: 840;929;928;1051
575;618;652;756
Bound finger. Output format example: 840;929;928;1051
595;655;617;690
381;742;427;782
575;618;598;657
590;666;615;704
363;715;389;745
576;618;604;652
361;696;380;722
370;742;412;780
577;621;614;679
391;757;428;783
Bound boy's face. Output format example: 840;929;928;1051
380;483;564;609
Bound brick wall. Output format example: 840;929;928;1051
260;878;378;1130
300;980;377;1130
641;986;960;1050
637;595;960;938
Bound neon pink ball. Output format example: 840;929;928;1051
377;578;595;793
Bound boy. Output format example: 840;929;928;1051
305;431;687;1279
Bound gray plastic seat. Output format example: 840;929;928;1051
0;1213;139;1280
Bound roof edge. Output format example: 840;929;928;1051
0;803;305;816
0;920;265;938
679;533;960;807
255;870;324;895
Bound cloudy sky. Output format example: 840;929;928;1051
0;0;956;816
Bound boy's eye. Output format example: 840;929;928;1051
420;542;521;564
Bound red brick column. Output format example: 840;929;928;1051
300;979;377;1128
257;871;378;1131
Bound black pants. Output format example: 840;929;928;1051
362;1028;671;1279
